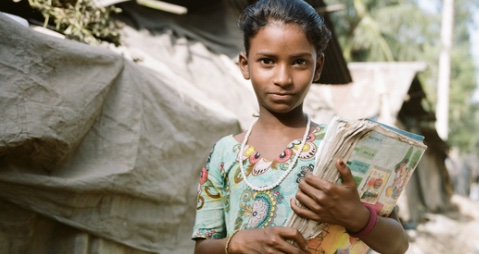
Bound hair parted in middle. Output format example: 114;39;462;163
238;0;331;55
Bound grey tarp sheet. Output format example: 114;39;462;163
0;13;241;254
116;1;259;130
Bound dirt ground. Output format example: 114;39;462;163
405;194;479;254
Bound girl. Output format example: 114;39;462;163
192;0;409;253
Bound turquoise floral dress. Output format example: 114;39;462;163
192;125;327;239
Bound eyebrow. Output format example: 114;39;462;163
254;52;313;58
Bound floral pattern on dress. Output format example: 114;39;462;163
296;164;315;183
251;159;273;176
193;228;222;239
192;125;327;240
247;192;277;228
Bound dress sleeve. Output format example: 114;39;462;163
192;140;227;239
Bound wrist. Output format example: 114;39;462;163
346;205;378;238
347;205;370;232
225;230;240;254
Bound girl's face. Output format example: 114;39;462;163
239;22;324;115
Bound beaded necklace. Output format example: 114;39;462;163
239;117;311;192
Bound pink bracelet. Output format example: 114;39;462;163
347;205;378;238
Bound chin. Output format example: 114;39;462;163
266;107;296;114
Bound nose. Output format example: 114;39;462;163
273;64;292;87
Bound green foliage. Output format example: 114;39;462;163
328;0;440;62
446;0;479;152
28;0;123;46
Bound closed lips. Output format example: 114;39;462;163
269;92;294;96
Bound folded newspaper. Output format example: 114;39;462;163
285;117;427;253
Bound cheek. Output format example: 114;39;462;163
249;68;272;84
251;82;265;97
293;70;316;84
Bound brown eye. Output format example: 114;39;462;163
259;58;274;65
293;59;307;65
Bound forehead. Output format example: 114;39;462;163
249;22;316;56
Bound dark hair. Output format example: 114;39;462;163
238;0;331;55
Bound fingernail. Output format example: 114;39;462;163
338;158;345;166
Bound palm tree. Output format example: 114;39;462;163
329;0;437;62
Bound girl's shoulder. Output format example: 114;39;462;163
214;134;240;148
205;135;241;172
208;134;241;159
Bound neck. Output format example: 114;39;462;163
238;115;311;191
256;109;308;130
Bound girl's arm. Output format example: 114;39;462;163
292;159;409;254
194;238;227;254
359;208;409;254
194;227;310;254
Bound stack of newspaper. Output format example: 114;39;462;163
285;116;427;241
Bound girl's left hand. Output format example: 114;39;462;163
291;158;370;232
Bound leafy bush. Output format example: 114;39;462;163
28;0;122;46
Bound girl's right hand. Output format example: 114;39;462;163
228;227;309;254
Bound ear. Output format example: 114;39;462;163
313;53;325;82
238;52;250;80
